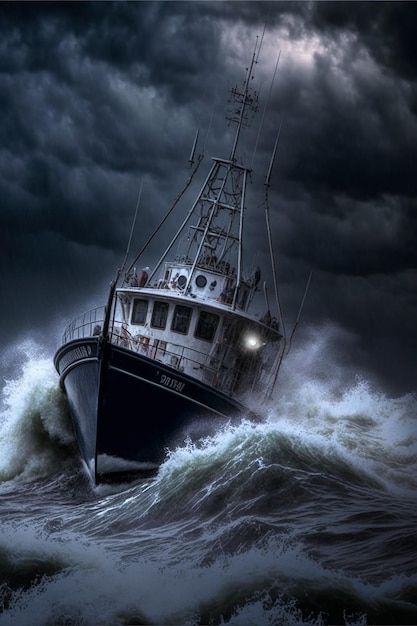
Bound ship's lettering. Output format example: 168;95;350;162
159;374;185;393
59;345;93;373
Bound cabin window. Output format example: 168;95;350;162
171;305;192;334
131;299;148;325
151;301;169;329
195;311;219;342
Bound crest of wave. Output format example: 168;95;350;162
156;324;417;500
0;339;76;484
267;323;417;492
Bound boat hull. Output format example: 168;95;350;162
54;338;254;482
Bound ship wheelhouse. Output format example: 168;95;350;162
111;277;281;400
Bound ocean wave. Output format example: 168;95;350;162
0;523;416;625
1;337;416;496
0;341;79;485
0;338;416;625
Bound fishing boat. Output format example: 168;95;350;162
54;43;286;484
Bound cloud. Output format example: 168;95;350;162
0;1;416;394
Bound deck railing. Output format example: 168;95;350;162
62;307;107;344
107;326;265;396
107;327;233;391
62;307;267;397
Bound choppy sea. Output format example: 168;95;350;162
1;333;416;626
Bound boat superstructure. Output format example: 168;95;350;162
54;41;285;483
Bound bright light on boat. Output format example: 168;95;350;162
244;334;263;350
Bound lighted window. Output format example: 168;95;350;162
195;311;219;342
151;301;169;329
131;299;148;325
172;305;192;334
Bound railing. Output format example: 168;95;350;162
107;326;264;397
108;326;228;387
61;309;226;386
62;307;269;397
62;307;107;343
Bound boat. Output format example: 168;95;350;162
54;42;286;484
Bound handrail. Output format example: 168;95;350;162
62;307;107;343
107;327;267;398
61;307;272;399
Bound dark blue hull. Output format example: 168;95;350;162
54;338;254;483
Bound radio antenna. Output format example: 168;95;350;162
251;48;281;169
188;127;200;165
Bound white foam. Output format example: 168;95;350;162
0;340;76;484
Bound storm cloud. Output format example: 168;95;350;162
1;1;416;395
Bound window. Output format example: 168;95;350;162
196;274;207;288
172;305;192;334
151;301;169;329
177;275;187;289
131;299;148;325
195;310;219;342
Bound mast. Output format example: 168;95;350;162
227;37;260;162
146;40;261;306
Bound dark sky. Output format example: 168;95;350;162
1;1;416;396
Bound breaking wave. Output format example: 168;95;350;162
0;332;416;625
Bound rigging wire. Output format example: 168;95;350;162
286;270;313;355
264;119;284;330
124;151;204;282
120;178;144;273
263;119;287;400
203;111;214;155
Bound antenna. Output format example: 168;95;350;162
263;117;284;329
251;48;281;169
265;118;283;187
262;115;287;400
256;21;267;64
226;37;260;162
189;127;200;165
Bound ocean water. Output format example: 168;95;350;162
0;335;416;626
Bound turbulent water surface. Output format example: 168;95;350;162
0;338;416;625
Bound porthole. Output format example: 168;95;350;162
195;274;207;288
177;275;187;289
